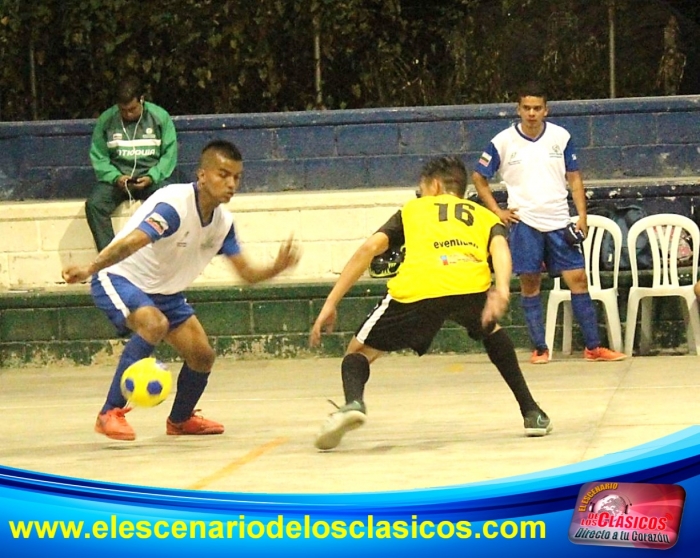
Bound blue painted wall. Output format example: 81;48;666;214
1;96;699;201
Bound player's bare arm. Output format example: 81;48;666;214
309;232;389;347
481;234;512;327
227;236;300;284
61;229;152;284
472;172;519;225
566;170;588;236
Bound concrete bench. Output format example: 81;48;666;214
0;187;414;291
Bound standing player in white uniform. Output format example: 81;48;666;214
472;82;625;365
62;140;300;441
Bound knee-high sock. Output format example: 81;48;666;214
169;363;210;423
571;293;601;350
521;294;547;350
483;329;538;415
341;353;370;404
101;334;155;413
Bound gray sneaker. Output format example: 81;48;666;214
315;400;367;450
523;409;553;437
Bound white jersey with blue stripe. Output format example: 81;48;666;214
104;182;240;294
475;121;579;232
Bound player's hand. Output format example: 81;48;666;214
130;176;152;190
116;175;131;191
575;216;588;238
62;265;91;284
481;287;510;327
274;236;301;273
309;304;337;347
496;207;520;225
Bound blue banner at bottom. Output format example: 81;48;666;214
3;426;700;557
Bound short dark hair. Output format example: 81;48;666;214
200;140;243;164
115;76;144;104
420;156;467;198
517;81;547;103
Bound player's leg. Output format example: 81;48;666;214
315;341;382;451
483;326;552;436
91;273;169;440
316;295;441;450
101;306;168;411
163;314;224;435
451;294;552;437
548;230;625;362
85;182;127;252
509;222;549;363
341;340;383;405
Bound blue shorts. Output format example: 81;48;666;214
509;221;584;277
91;272;195;336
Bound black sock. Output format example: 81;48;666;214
341;353;370;404
169;364;209;423
482;329;539;415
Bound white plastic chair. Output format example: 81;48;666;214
545;214;623;356
624;213;700;356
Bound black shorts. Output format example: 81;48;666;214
355;292;495;356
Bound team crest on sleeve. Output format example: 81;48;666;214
145;212;169;235
478;152;492;166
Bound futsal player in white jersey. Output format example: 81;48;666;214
472;82;625;365
62;140;300;441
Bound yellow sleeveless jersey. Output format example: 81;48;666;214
387;195;502;302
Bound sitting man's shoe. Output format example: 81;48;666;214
523;409;553;437
315;400;367;451
95;407;136;441
530;348;550;364
166;410;224;435
584;347;626;362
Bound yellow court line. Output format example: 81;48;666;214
187;437;289;490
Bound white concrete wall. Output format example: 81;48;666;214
0;188;416;291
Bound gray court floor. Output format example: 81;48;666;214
1;351;698;494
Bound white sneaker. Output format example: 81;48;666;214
315;400;367;450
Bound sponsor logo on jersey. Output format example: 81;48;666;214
113;133;124;141
550;144;563;158
145;212;168;236
507;150;522;165
439;254;479;265
433;238;479;250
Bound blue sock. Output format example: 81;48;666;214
571;293;601;350
101;335;155;414
169;364;210;423
521;294;547;350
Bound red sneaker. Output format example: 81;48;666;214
95;408;135;441
166;410;224;435
530;349;550;364
584;347;627;362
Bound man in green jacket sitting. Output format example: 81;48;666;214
86;75;178;251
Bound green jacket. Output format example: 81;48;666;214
89;101;178;185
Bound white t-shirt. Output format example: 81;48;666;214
103;182;240;294
475;121;580;232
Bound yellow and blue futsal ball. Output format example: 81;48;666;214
120;358;172;407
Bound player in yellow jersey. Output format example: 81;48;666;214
309;156;552;450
